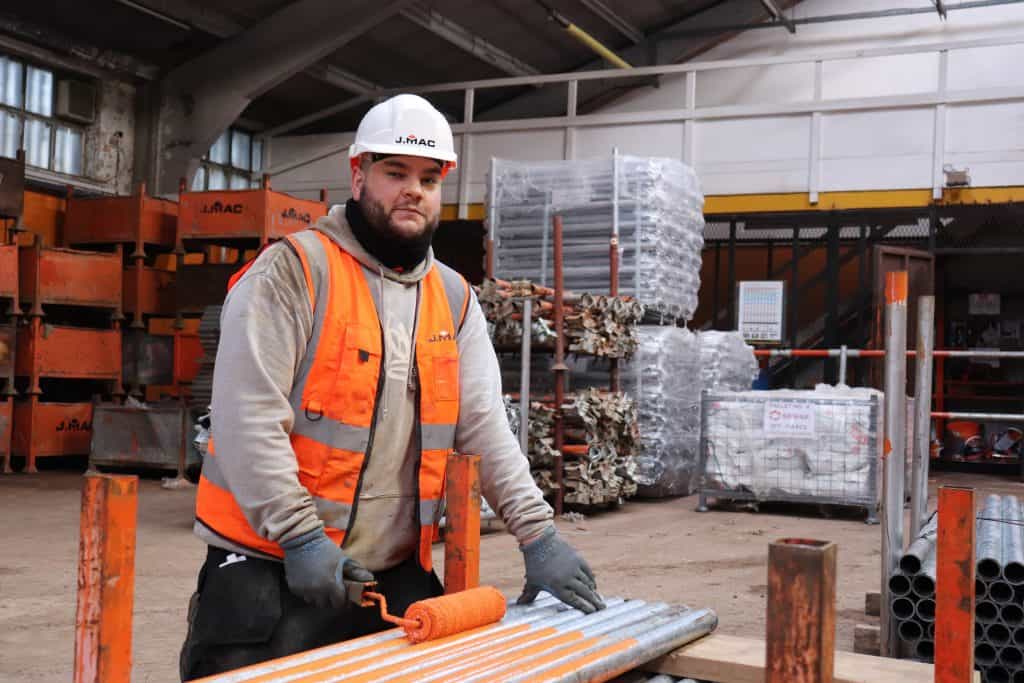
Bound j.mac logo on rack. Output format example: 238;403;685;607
281;207;312;224
200;201;244;215
394;134;436;149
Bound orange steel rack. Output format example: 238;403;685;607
0;243;16;472
11;237;123;471
64;183;177;258
175;176;327;250
19;238;123;314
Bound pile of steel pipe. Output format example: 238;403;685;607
199;593;718;682
477;278;643;359
891;495;1024;681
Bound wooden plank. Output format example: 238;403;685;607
645;634;981;683
865;591;881;617
853;624;880;656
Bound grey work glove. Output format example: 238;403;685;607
517;526;606;614
281;528;374;609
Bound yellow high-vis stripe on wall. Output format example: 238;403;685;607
443;186;1024;222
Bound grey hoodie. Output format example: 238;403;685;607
195;206;552;571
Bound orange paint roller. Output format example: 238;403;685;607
361;586;507;643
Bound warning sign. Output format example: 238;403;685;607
763;401;816;438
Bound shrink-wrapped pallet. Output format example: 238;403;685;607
488;155;705;321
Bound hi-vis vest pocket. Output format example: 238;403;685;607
337;323;381;418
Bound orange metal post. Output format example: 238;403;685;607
552;215;566;517
766;538;836;683
74;474;138;683
934;486;975;683
444;452;482;593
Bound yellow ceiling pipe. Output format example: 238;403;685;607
542;4;633;70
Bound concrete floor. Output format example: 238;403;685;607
1;468;1020;682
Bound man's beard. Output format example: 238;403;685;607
347;192;439;271
358;190;440;244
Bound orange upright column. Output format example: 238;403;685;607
766;538;837;683
74;474;138;683
934;485;975;683
444;452;481;593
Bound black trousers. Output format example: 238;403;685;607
179;546;443;681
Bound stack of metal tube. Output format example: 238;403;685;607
890;495;1024;682
199;594;718;682
488;155;705;322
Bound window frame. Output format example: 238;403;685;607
195;127;264;191
0;53;87;177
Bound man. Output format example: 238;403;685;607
180;94;604;680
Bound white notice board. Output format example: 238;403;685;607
737;281;785;344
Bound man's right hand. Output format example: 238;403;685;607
281;529;375;609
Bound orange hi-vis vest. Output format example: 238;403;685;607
195;228;470;570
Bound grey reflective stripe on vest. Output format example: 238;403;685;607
422;423;457;451
436;261;469;332
201;453;229;490
313;497;352;530
419;497;441;526
286;230;336;445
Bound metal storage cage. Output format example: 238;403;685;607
697;388;881;523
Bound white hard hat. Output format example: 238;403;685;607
349;94;457;175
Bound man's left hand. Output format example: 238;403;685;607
517;526;605;614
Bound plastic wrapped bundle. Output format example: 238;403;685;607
488;155;705;321
619;326;703;497
698;331;758;392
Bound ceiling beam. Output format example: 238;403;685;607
118;0;388;96
0;12;158;80
400;4;539;76
759;0;796;33
576;0;645;44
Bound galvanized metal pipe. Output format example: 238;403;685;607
988;664;1011;683
511;608;718;683
910;296;934;537
892;597;916;620
978;600;1000;623
988;622;1011;646
881;271;908;658
838;344;848;385
1001;603;1024;626
900;514;937;575
916;598;935;623
990;580;1015;605
898;619;923;641
1004;497;1024;585
977;642;999;666
915;639;934;660
1004;646;1024;668
978;494;1005;580
888;573;912;597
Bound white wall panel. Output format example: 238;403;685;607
822;53;939;99
695;116;810;194
946;102;1024;187
575;123;684;159
596;75;687;114
948;43;1024;91
820;109;934;191
696;62;816;107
